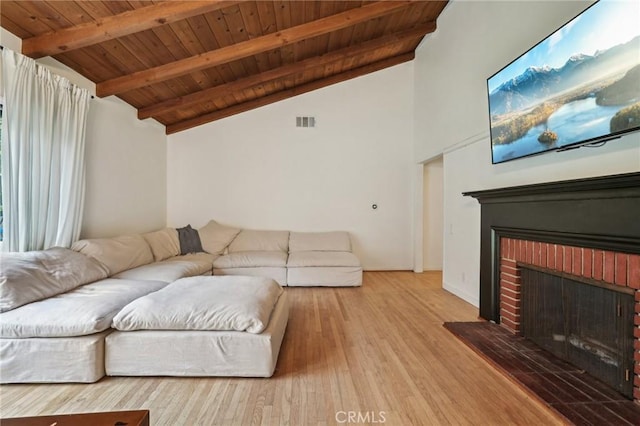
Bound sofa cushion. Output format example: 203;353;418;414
198;220;241;255
289;231;352;252
286;251;361;268
229;230;289;253
0;278;168;338
142;228;180;261
72;234;154;275
0;248;109;313
213;251;287;269
113;253;216;282
112;276;283;334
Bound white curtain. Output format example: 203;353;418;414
1;48;91;252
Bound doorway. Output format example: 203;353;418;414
422;156;443;271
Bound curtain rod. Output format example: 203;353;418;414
0;45;95;98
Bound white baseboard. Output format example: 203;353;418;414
442;281;479;307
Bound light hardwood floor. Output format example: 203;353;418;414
0;271;565;425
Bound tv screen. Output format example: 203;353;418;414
487;0;640;164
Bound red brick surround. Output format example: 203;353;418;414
499;237;640;401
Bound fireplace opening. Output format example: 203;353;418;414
521;266;635;399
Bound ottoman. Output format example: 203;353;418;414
105;275;289;378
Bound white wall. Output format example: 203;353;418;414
1;28;167;239
168;63;415;270
80;98;167;238
423;157;443;270
414;1;640;305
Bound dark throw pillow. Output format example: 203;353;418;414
176;225;204;255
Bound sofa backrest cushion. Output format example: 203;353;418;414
229;230;289;253
289;231;352;252
72;234;154;275
0;247;110;313
198;220;241;255
143;228;180;261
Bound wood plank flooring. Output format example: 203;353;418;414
0;271;565;425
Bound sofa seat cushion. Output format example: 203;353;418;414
72;234;154;275
0;247;109;313
286;251;360;268
112;276;283;334
113;253;216;282
214;251;288;269
288;231;352;252
0;279;168;338
229;230;289;253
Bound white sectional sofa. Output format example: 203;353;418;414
0;220;362;383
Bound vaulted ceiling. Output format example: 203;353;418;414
1;1;448;134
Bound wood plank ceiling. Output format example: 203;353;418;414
0;1;448;134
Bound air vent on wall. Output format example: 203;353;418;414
296;116;316;128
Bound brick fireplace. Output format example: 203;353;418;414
464;172;640;402
498;237;640;399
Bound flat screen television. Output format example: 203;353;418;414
487;0;640;164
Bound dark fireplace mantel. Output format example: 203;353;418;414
464;172;640;321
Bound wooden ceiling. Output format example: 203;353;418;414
1;1;448;134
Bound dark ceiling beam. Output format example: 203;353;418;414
96;1;413;97
166;52;415;135
139;22;435;120
21;1;239;59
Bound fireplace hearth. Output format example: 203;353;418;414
444;321;640;424
464;172;640;402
